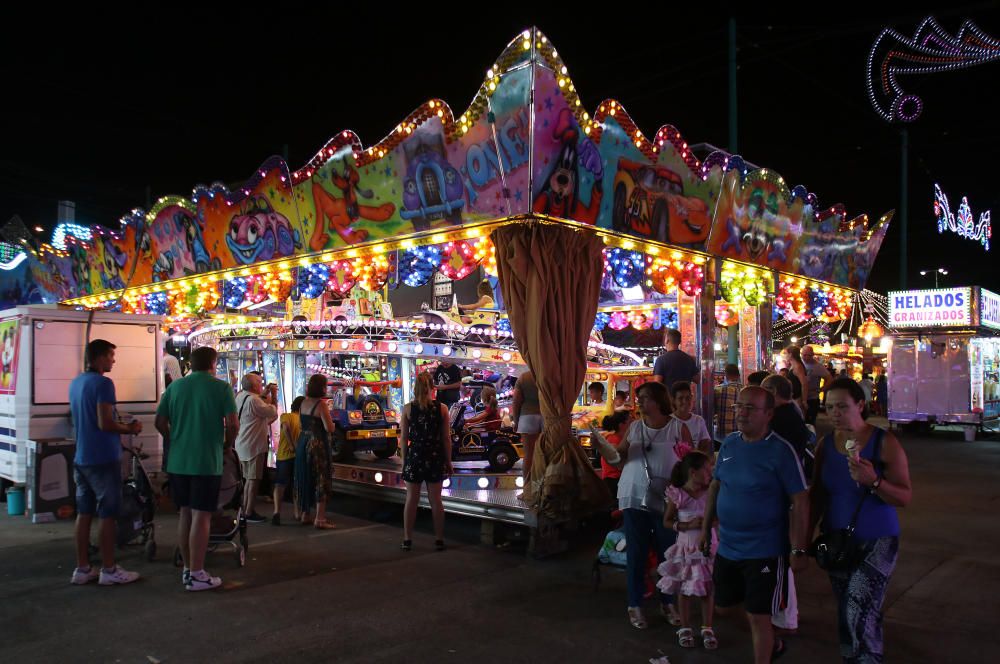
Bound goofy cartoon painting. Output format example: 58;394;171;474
533;108;603;224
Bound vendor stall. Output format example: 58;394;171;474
887;286;1000;438
4;28;891;525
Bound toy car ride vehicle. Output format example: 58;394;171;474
328;380;401;462
449;403;522;473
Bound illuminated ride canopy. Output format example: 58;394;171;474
11;28;890;313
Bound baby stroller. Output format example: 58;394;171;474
173;448;249;568
115;445;157;561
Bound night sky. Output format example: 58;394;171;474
2;6;998;295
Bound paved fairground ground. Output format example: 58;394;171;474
2;416;1000;663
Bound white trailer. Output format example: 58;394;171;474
0;305;164;484
887;287;1000;440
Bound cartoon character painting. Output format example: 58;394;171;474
1;324;15;391
69;244;91;295
400;134;464;232
717;178;795;266
97;235;128;291
533;108;603;223
310;161;396;250
175;210;221;275
227;195;301;264
611;158;710;246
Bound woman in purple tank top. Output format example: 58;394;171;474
809;378;912;663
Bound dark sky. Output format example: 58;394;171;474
3;5;999;295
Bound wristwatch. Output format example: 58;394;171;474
870;477;882;494
791;549;807;557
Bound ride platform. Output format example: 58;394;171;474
331;455;528;525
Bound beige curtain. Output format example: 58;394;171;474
492;222;612;520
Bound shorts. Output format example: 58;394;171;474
275;458;294;486
240;453;266;481
713;553;789;615
170;473;223;513
74;462;122;518
516;414;543;435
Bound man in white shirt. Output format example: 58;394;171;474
162;349;183;388
235;373;278;523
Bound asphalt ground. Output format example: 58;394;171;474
2;418;1000;663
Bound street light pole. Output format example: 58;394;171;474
918;268;948;289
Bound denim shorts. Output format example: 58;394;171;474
74;462;122;518
516;414;543;434
275;458;294;486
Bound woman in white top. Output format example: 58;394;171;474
609;380;682;630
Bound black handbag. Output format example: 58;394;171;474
812;429;883;572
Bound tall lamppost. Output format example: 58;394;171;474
918;268;948;289
867;16;1000;290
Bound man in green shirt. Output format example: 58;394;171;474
156;346;238;591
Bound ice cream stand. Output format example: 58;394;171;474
3;28;892;529
887;286;1000;439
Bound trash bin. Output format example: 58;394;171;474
6;486;25;516
26;439;77;524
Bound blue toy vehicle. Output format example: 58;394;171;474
329;380;401;462
400;134;465;231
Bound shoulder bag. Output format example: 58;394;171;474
811;428;884;571
640;424;670;514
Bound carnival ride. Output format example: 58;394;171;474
3;27;895;534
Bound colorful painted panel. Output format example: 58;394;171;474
707;170;891;290
0;318;21;394
22;28;889;304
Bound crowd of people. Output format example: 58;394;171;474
69;339;468;592
69;331;910;661
588;331;912;664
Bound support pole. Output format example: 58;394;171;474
900;127;909;289
728;17;738;155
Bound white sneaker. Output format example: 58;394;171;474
70;566;99;585
98;565;140;585
185;570;222;592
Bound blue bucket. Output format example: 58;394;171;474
6;487;25;516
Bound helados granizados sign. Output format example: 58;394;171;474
888;287;972;327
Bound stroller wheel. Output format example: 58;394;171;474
173;547;183;568
145;540;157;562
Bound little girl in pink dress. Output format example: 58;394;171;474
656;450;718;650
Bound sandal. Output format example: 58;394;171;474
627;607;648;630
676;627;695;648
700;626;718;650
400;540;412;551
660;603;682;626
313;520;336;530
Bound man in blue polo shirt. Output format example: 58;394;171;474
700;386;809;664
69;339;143;586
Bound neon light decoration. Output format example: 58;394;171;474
868;16;1000;122
51;222;93;250
934;183;991;251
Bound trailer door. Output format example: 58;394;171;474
889;339;917;418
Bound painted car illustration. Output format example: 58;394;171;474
449;403;522;473
328;380;400;462
226;195;300;264
400;135;465;231
612;159;710;246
